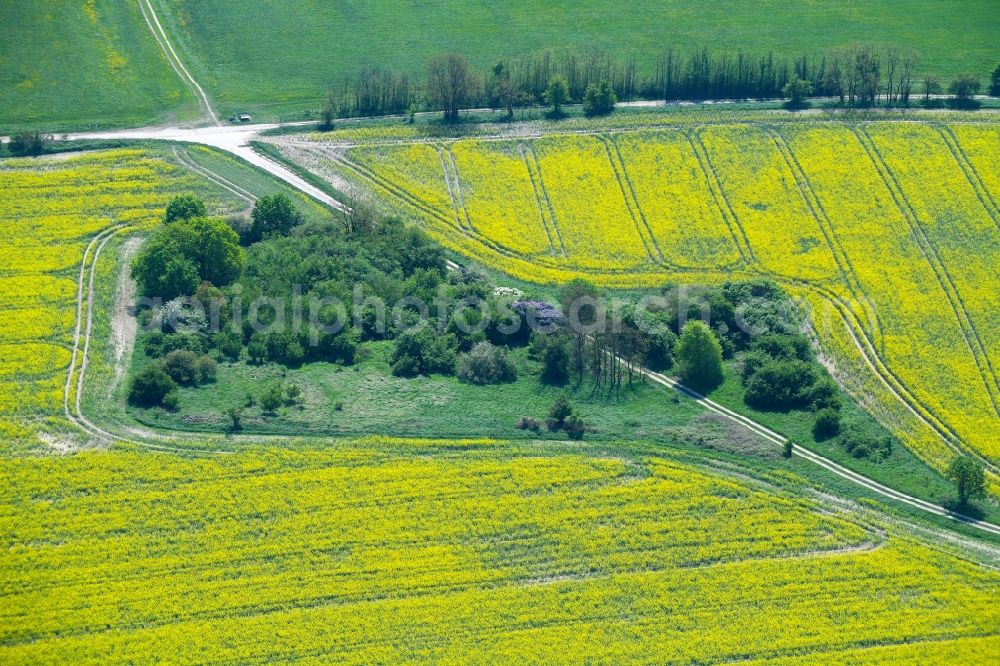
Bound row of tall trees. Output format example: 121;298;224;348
323;46;992;123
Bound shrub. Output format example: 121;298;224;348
948;74;981;105
265;332;306;367
582;80;616;116
391;328;457;377
750;333;812;362
741;350;771;381
160;350;201;386
807;378;842;412
249;194;303;242
744;360;816;410
128;365;179;408
215;328;243;361
840;426;892;461
641;327;676;372
812;407;841;440
260;383;284;414
247;336;268;365
224;405;244;431
675;321;724;390
515;416;542;433
196;355;218;384
456;342;517;384
547;395;573;430
563;413;586;440
8;130;48;157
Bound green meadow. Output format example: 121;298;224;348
154;0;999;120
0;0;196;132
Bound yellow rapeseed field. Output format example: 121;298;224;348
0;149;228;448
1;438;996;662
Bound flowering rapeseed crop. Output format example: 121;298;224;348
1;439;996;662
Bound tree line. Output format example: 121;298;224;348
321;47;998;123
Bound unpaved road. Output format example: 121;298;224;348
109;237;143;395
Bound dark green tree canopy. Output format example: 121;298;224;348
164;195;207;224
132;217;244;299
249;193;304;243
674;320;724;391
583;80;617;116
947;456;986;506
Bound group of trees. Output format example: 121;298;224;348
129;192;309;407
321;48;1000;124
3;130;51;156
129;191;451;408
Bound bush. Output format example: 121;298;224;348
8;130;48;157
547;395;573;430
144;331;208;358
675;321;724;390
750;333;812;362
260;383;284;414
247;335;268;365
812;407;840;440
160;350;201;386
214;328;243;361
391;328;457;377
744;360;816;410
582;80;616;116
164;195;207;224
807;378;842;412
641;327;676;372
128;365;179;408
515;416;542;433
265;332;306;367
840;426;892;461
224;405;244;431
456;342;517;385
196;355;218;383
563;413;586;440
740;350;771;381
531;334;570;385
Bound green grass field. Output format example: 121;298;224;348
152;0;999;121
0;1;196;132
